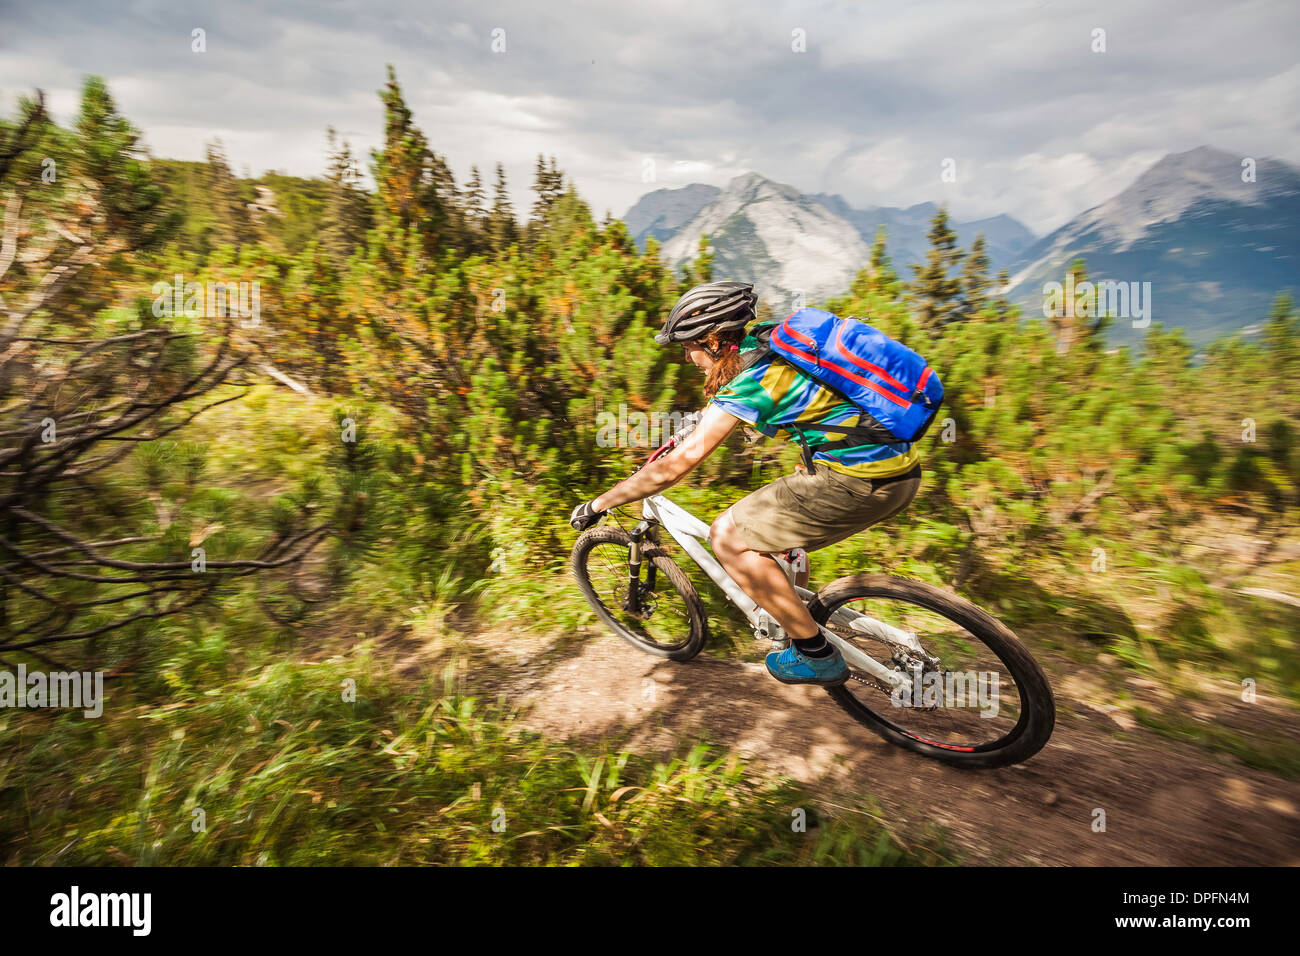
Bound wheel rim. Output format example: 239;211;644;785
821;592;1032;754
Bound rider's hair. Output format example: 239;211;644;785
699;327;747;401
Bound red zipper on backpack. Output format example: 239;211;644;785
773;320;911;409
830;322;911;396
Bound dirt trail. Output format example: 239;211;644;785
456;628;1300;866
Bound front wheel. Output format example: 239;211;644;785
808;574;1055;768
571;526;707;661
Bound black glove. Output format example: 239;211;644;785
569;499;604;532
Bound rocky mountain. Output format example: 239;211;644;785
621;183;720;247
1002;146;1300;347
657;173;873;308
624;172;1035;310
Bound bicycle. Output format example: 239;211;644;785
571;414;1056;768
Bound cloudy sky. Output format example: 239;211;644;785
2;0;1297;234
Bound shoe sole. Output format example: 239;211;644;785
766;669;852;688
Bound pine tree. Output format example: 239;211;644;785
320;126;370;262
461;163;488;256
529;154;564;221
692;234;713;284
991;268;1013;317
960;233;991;317
0;89;49;185
869;226;898;292
526;154;565;249
488;162;517;253
1263;292;1296;373
1048;258;1110;355
73;77;166;248
370;65;459;260
845;226;899;300
426;148;463;255
372;66;426;230
909;207;962;330
202;138;249;249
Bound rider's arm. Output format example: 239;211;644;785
593;404;740;511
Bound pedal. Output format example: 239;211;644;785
752;612;788;648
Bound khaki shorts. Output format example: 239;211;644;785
727;462;922;554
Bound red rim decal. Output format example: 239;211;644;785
898;729;977;752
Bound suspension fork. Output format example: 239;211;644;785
622;518;658;614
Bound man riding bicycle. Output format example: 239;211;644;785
570;280;923;687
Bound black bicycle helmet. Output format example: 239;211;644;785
655;280;757;345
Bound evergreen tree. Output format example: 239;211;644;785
990;268;1013;317
692;234;713;284
320;126;370;262
75;76;167;248
909;207;962;330
1263;292;1296;373
426;147;463;254
825;227;915;342
960;233;991;316
461;163;488;256
0;89;49;185
868;226;898;292
202;138;249;248
526;154;564;249
487;162;518;253
528;154;563;222
676;234;714;287
372;66;427;231
843;226;900;302
1048;258;1111;355
370;65;459;260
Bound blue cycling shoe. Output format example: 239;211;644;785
765;641;851;686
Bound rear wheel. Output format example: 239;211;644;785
571;526;707;660
808;574;1055;768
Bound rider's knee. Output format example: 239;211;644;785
709;512;742;556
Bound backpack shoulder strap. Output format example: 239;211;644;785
738;323;774;373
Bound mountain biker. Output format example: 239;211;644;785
569;280;923;687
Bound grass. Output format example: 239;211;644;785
0;646;954;866
1132;707;1300;781
7;384;1296;866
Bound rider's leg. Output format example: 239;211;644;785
716;463;922;685
709;510;820;640
712;509;847;686
712;462;923;639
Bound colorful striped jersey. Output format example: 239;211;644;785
709;329;920;479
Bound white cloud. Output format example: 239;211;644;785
1;0;1296;238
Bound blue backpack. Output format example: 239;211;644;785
748;307;944;468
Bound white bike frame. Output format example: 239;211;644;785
640;492;927;692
